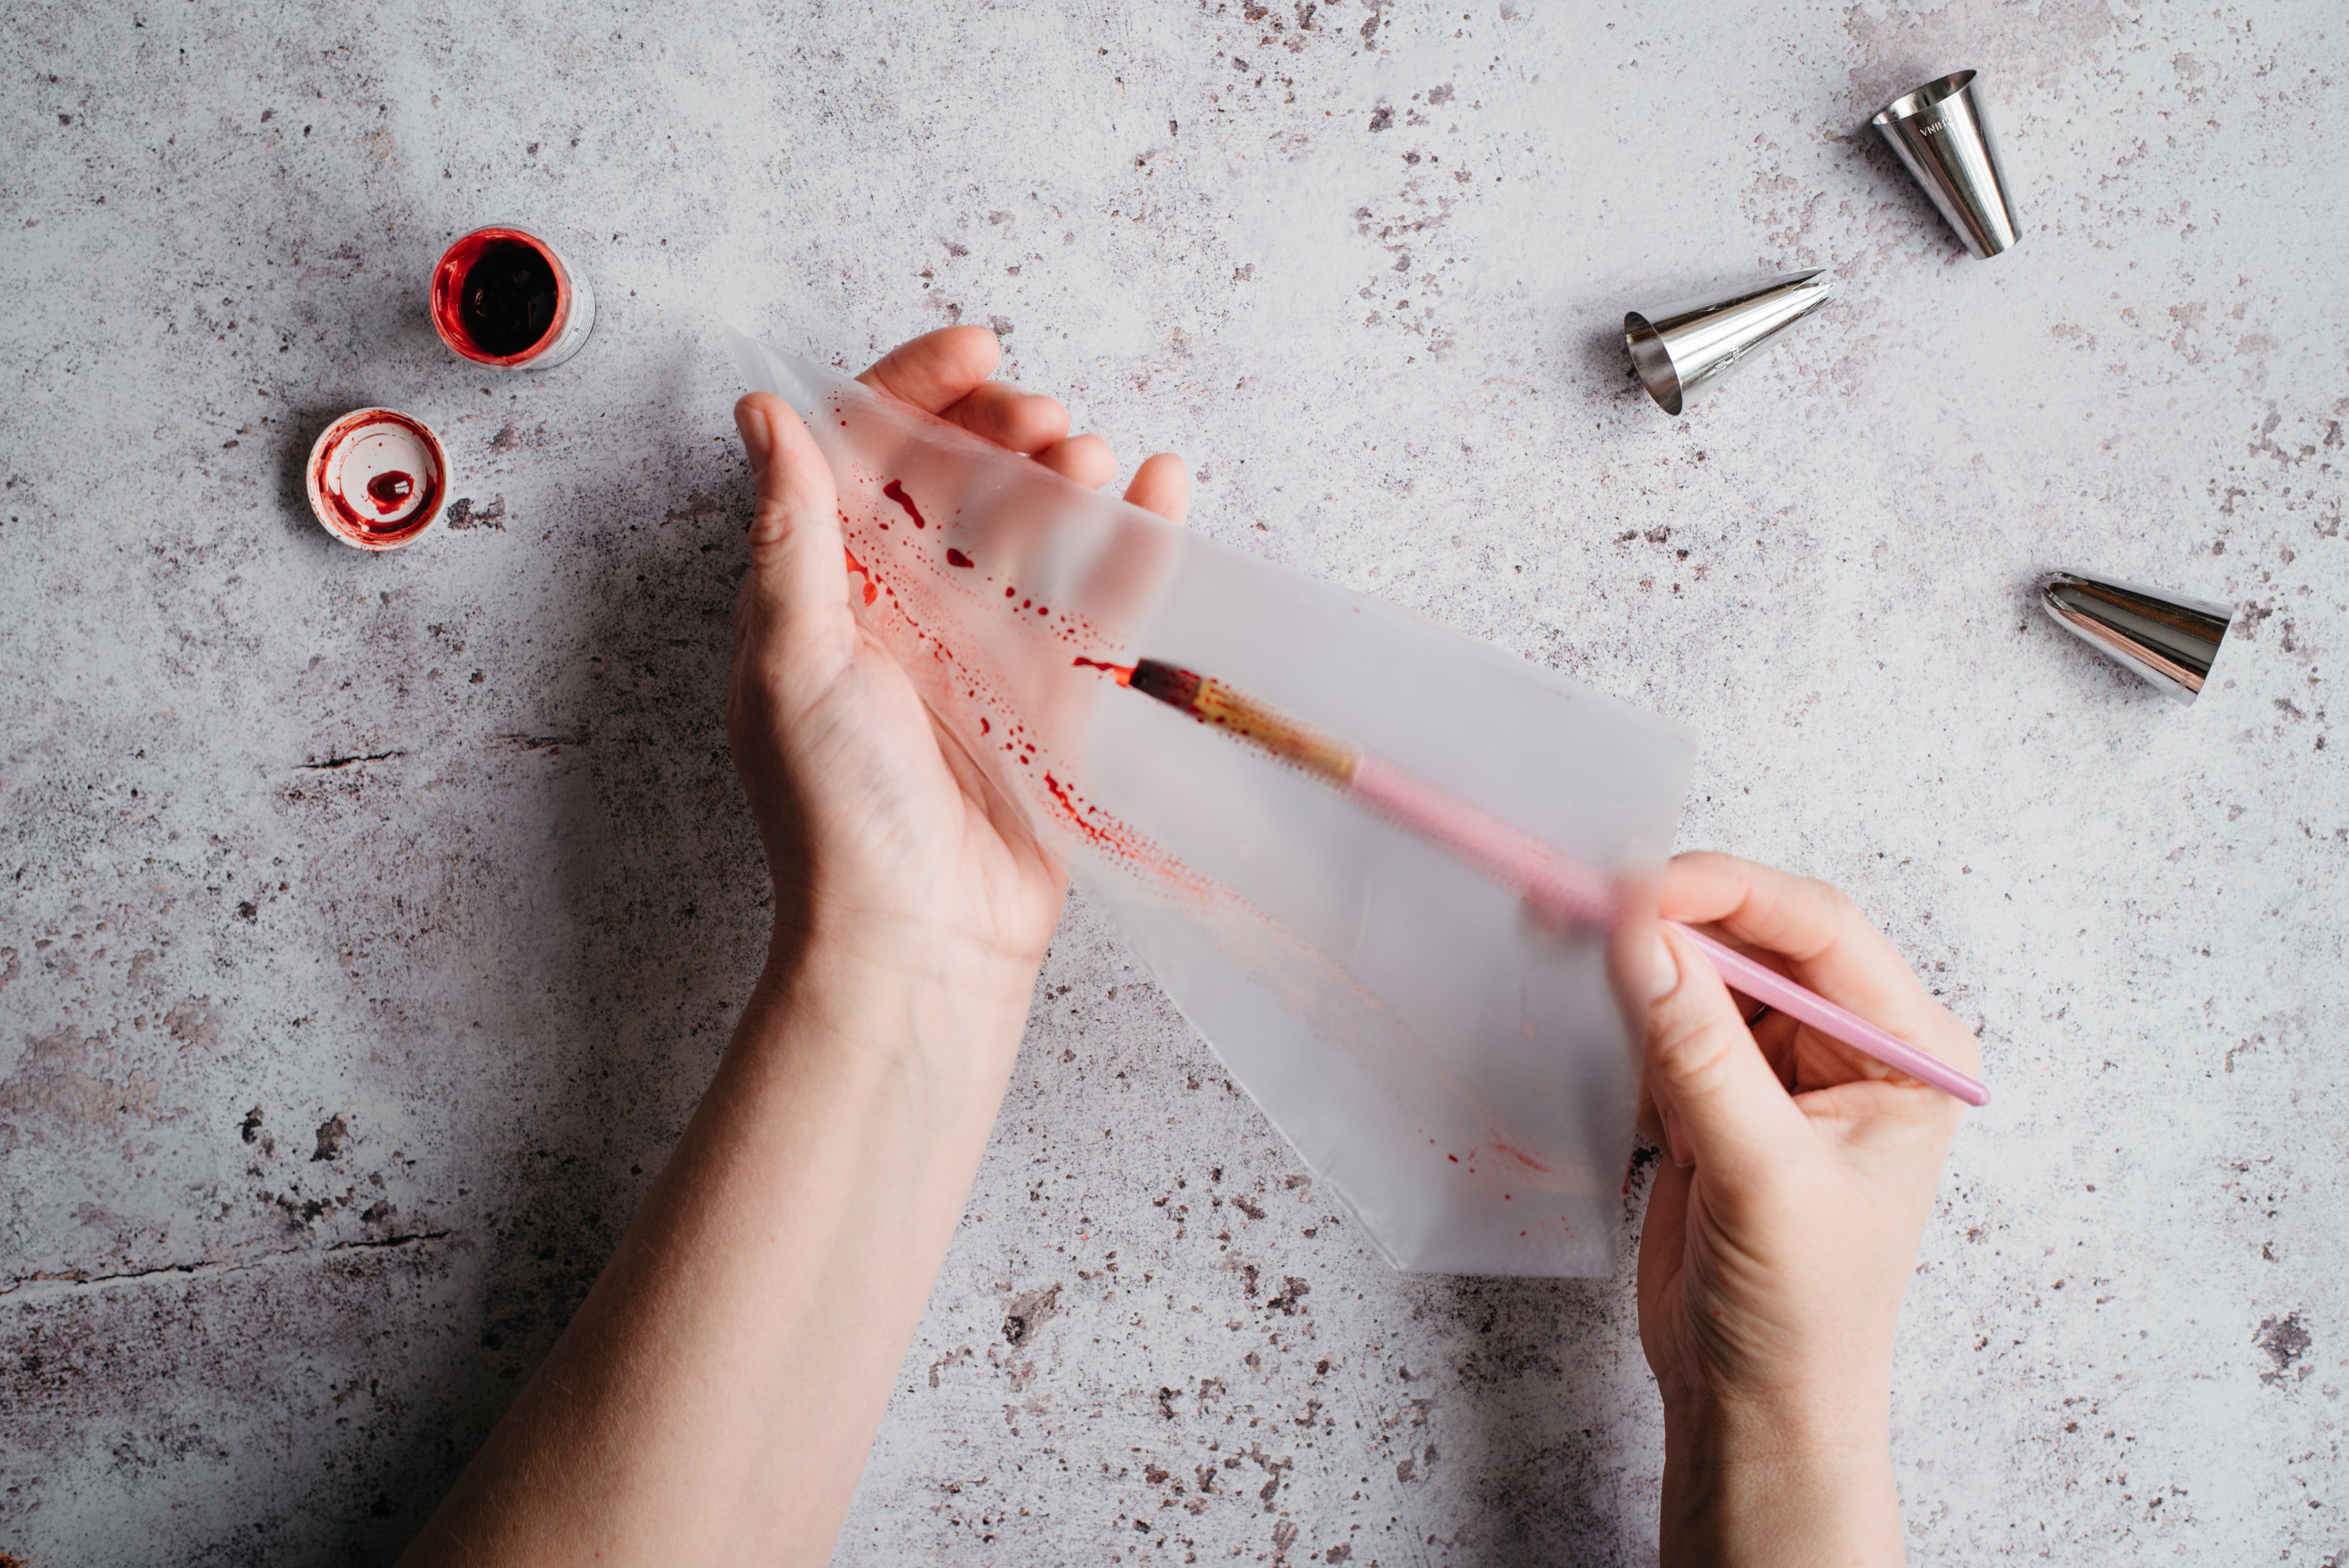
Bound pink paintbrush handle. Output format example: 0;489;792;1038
1348;757;1616;924
1667;922;1991;1107
1340;759;1989;1107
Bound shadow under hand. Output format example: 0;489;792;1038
1407;1268;1658;1567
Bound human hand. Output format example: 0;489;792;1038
1623;851;1981;1566
729;328;1189;1028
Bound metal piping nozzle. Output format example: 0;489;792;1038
1623;270;1833;416
2040;571;2233;704
1872;70;2022;258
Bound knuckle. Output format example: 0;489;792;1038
1813;878;1858;919
1647;996;1736;1088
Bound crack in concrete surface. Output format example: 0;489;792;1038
296;750;409;771
2;1233;456;1302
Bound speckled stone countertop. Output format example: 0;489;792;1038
4;2;2343;1562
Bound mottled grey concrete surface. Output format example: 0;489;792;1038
3;1;2344;1562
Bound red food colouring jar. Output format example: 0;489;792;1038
306;408;450;550
431;224;596;370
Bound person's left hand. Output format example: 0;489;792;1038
729;328;1191;1032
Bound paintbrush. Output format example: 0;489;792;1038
1093;657;1989;1108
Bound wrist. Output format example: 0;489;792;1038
1660;1393;1901;1567
751;919;1043;1080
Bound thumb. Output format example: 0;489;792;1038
735;392;852;629
1642;920;1811;1186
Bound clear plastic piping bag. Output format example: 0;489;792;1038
732;333;1695;1276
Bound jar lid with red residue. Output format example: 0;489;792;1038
306;409;448;550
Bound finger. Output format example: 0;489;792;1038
1065;456;1189;622
1642;919;1813;1186
735;393;851;631
1122;453;1191;524
943;382;1072;454
1661;851;1969;1065
858;327;1003;412
1033;432;1117;488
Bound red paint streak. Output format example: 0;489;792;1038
881;479;926;528
365;470;414;512
842;545;879;606
1447;1154;1459;1164
1037;771;1203;893
1042;774;1093;836
979;717;990;735
946;547;974;568
1071;656;1136;686
1490;1139;1556;1177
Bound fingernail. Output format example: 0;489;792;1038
1661;1103;1694;1169
1647;932;1679;1003
737;404;773;469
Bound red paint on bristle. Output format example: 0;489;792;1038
1072;656;1135;685
1127;658;1202;711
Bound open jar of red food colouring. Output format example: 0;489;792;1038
430;224;596;369
306;409;450;550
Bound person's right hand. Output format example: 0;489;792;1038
1624;851;1981;1566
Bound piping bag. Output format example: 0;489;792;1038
730;333;1967;1276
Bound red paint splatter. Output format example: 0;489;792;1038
979;717;990;734
842;545;878;605
1072;656;1136;685
1447;1154;1459;1164
365;470;414;512
881;479;926;528
946;547;974;568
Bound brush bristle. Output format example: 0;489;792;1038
1128;659;1203;711
1126;659;1359;786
